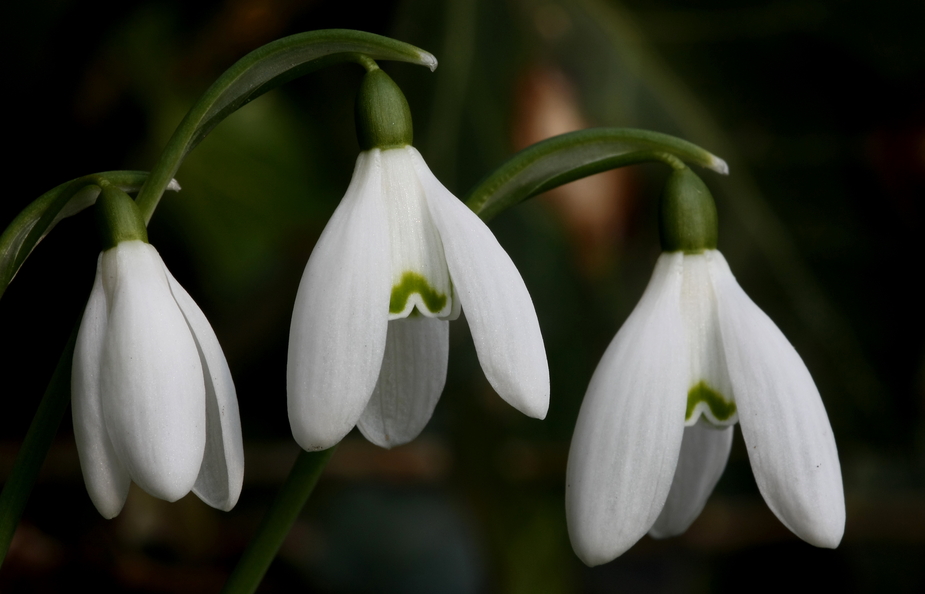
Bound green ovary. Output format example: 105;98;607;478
389;271;448;315
686;381;737;423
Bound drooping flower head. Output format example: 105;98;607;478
566;167;844;566
287;66;549;451
72;185;244;518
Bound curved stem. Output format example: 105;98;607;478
134;30;438;222
471;149;687;222
221;447;336;594
0;326;77;566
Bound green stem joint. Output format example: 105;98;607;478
96;184;148;250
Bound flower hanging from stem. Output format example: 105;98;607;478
566;167;844;565
287;66;549;451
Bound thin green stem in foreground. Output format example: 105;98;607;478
221;447;336;594
0;327;77;566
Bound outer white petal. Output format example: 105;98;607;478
288;151;391;451
99;241;205;502
566;253;688;566
409;147;549;418
357;317;449;448
72;255;130;518
164;268;244;511
649;423;733;538
709;251;845;547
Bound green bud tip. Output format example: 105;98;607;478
355;68;413;151
96;184;148;250
658;167;718;253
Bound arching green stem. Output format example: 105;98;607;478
135;29;437;222
464;128;725;222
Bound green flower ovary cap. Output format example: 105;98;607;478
658;167;718;253
355;68;414;151
96;184;148;250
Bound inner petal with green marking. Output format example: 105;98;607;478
685;381;738;427
382;148;455;320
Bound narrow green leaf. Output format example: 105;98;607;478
136;29;438;221
464;128;728;221
0;171;176;300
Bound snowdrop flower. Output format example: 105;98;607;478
287;67;548;451
72;185;244;518
566;168;844;566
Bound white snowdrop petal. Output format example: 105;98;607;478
165;268;244;511
99;241;205;502
649;423;733;538
411;147;549;419
72;256;130;518
566;253;688;566
357;317;449;448
287;151;391;451
710;251;845;548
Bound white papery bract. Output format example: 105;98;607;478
566;250;844;566
72;240;244;518
287;146;549;451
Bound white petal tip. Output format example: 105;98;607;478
93;497;127;520
710;156;729;175
570;537;630;568
419;52;438;72
793;515;845;549
291;430;344;453
362;433;400;450
167;179;182;192
522;396;549;420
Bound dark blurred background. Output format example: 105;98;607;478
1;0;923;592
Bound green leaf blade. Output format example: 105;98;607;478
464;128;728;221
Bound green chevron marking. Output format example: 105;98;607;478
389;271;447;315
686;381;737;423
